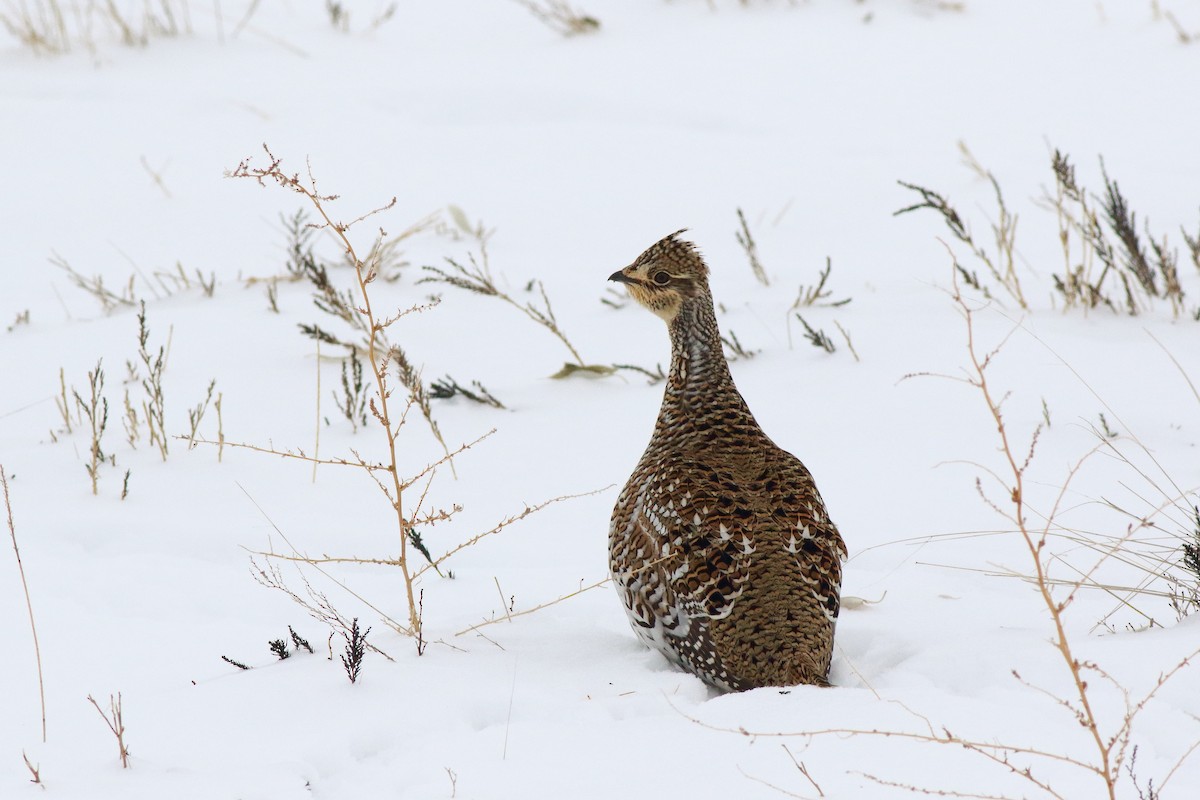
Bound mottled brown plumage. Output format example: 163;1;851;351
608;231;847;692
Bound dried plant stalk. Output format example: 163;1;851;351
3;466;46;742
87;693;130;768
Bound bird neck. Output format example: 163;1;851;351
664;291;737;402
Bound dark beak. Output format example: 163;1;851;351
609;270;634;284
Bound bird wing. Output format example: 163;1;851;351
759;445;847;622
645;465;759;621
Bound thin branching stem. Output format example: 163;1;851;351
456;574;612;637
952;272;1112;798
184;435;389;470
230;145;446;634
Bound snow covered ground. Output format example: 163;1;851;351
3;1;1199;797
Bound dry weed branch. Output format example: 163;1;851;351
325;1;396;33
335;348;369;430
228;146;595;649
908;269;1198;797
251;558;397;658
1183;216;1200;275
430;375;506;409
136;302;169;460
53;367;73;436
1100;160;1156;299
0;2;207;57
0;1;70;53
238;150;451;463
793;313;835;354
1163;9;1196;44
187;435;388;471
1045;149;1115;312
73;359;109;495
853;771;1025;800
958;142;1024;306
512;0;599;35
229;145;451;638
454;542;686;637
86;693;129;768
613;362;668;384
721;328;760;361
896;147;1027;309
21;750;41;786
186;378;216;448
833;320;859;361
695;264;1199;797
678;709;1102;779
288;211;445;461
420;249;588;370
6;308;30;332
52;252;137;312
782;744;825;797
1044;148;1193;317
791;257;851;309
140;154;171;198
456;573;612;636
4;466;46;743
735;207;770;286
988;309;1200;627
946;276;1112;796
339;617;369;683
416;487;604;579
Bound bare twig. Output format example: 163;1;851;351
140;155;171;198
22;750;42;786
237;481;410;643
456;574;612;636
73;360;108;495
948;274;1115;795
735;207;770;286
833;321;859;361
86;693;130;768
220;147;459;610
4;466;46;742
792;257;851;308
187;435;389;470
1145;328;1200;408
417;487;605;580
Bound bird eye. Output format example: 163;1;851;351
652;271;671;285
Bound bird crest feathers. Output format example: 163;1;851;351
635;229;709;279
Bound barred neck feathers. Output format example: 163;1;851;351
665;291;736;404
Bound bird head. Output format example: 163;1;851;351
609;230;710;322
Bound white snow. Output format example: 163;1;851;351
2;1;1199;798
